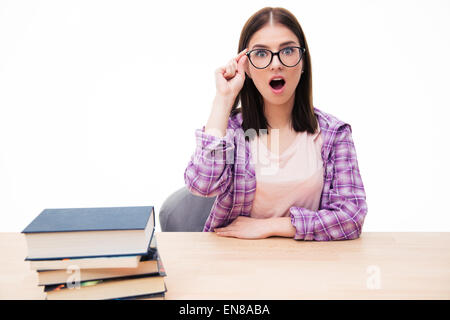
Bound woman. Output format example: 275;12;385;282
184;7;367;241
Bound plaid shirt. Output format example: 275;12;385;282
184;107;367;241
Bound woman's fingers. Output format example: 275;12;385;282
235;48;248;62
222;48;248;79
236;49;248;74
215;227;235;232
227;60;237;77
215;230;236;238
237;54;247;74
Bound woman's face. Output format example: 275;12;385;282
245;23;303;106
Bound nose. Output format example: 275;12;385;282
270;53;283;69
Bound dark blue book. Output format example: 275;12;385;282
22;206;155;260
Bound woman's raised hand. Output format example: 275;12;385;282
214;48;249;100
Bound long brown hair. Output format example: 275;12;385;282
230;7;317;141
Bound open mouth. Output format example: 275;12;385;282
269;79;286;90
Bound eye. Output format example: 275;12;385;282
282;47;294;55
254;50;268;57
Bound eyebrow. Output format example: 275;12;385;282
251;41;298;49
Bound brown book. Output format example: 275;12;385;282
45;275;166;300
30;255;142;271
37;259;159;286
31;233;159;271
124;292;166;300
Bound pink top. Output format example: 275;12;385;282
249;126;324;219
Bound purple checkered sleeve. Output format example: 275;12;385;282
184;125;235;197
289;125;367;241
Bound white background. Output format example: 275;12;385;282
1;0;449;232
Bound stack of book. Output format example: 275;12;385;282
22;206;167;300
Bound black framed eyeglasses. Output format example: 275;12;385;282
246;46;306;69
